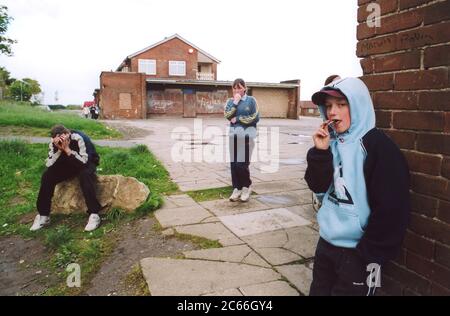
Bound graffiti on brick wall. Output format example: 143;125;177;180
399;32;433;45
151;100;175;110
196;91;229;114
147;90;183;114
360;36;392;53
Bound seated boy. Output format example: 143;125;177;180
31;125;102;232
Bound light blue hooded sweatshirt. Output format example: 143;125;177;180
315;77;376;248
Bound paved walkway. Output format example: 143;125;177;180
103;117;323;296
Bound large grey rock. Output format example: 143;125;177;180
51;175;149;214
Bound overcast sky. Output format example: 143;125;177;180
0;0;362;105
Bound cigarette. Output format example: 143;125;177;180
326;119;337;126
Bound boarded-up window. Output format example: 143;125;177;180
169;61;186;76
119;93;132;110
138;59;156;75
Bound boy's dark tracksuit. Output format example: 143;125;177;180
224;95;260;190
305;78;410;296
37;130;101;216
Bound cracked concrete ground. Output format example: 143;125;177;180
103;117;322;296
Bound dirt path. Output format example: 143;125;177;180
0;236;58;295
85;216;197;296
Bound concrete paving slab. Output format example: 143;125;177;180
254;247;302;266
239;280;299;296
200;198;269;217
242;229;289;248
256;190;312;208
164;194;198;207
200;216;221;223
251;180;307;195
242;251;271;268
183;245;253;263
140;258;281;296
155;205;212;228
160;198;178;209
202;288;243;296
175;222;243;246
178;179;229;191
285;204;317;223
219;208;311;237
252;171;304;182
283;226;320;259
276;264;313;296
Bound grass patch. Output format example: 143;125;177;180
173;231;222;249
0;140;178;295
125;264;151;296
186;186;234;202
186;186;258;202
0;100;121;139
45;225;73;249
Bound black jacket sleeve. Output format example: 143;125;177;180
305;147;334;193
357;129;411;265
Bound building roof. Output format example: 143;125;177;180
299;101;317;109
145;78;299;89
83;101;95;107
118;34;221;71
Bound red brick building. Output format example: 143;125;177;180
98;34;301;119
299;101;320;117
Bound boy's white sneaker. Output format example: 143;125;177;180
229;188;242;202
240;187;252;202
30;215;50;231
84;214;101;232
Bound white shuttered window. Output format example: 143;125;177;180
138;59;156;75
169;61;186;76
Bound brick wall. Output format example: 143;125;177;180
99;72;146;119
357;0;449;295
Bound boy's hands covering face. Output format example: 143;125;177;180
53;134;71;154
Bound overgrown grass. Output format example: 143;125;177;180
173;231;222;249
0;100;121;139
0;140;178;295
186;186;234;202
125;265;151;296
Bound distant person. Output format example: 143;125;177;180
306;77;410;296
90;105;99;120
224;78;259;202
82;105;90;118
31;125;102;232
324;75;341;86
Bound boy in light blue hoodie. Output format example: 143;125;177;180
305;77;410;296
